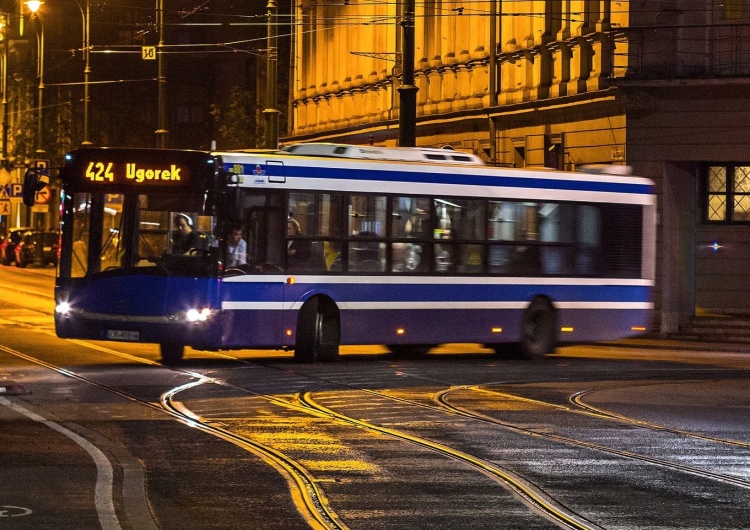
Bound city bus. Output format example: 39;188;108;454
29;145;655;364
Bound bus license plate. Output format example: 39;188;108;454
107;330;139;341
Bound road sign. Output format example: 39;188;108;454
1;183;22;202
34;184;51;205
142;46;156;60
33;159;50;170
0;167;12;186
0;200;10;216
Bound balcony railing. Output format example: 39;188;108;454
613;24;750;80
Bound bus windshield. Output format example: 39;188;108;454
70;191;217;277
55;148;222;278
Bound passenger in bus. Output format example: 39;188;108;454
225;224;247;268
287;216;311;269
172;213;203;254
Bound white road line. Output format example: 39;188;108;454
0;397;122;530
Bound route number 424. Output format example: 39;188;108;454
85;162;114;182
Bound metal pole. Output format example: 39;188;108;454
263;0;280;149
35;13;44;156
397;0;417;147
488;0;497;163
2;14;9;164
155;0;167;148
82;0;91;146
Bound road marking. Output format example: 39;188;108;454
0;397;122;530
0;505;32;517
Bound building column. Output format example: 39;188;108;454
660;162;697;334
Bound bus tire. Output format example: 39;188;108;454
294;297;340;363
387;344;432;357
520;297;557;360
160;343;185;365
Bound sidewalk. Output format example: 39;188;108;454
601;335;750;353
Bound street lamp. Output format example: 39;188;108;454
25;0;44;156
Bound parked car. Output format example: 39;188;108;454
14;230;59;268
0;227;32;265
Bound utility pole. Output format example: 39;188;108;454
1;13;9;165
397;0;417;147
488;0;499;163
155;0;167;148
82;0;91;146
263;0;280;149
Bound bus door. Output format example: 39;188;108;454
226;190;287;346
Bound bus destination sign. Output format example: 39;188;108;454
86;161;183;183
64;148;216;191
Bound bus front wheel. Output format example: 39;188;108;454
294;297;340;363
160;343;185;365
520;297;557;360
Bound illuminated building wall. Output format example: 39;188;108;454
288;1;629;169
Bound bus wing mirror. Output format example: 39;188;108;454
22;167;50;207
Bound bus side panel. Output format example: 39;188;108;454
286;279;652;347
219;278;285;347
339;309;525;345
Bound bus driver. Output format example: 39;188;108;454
172;213;203;254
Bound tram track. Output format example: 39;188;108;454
0;333;609;530
0;343;347;530
433;385;750;490
3;307;750;528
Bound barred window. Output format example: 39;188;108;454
705;165;750;222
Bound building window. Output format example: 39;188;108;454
705;164;750;222
722;0;744;20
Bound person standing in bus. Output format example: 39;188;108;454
287;216;311;269
225;224;247;268
172;213;203;254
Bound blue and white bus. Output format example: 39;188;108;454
42;145;655;363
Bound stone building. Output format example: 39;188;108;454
286;0;750;334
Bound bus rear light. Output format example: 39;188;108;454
396;328;405;335
560;327;574;332
287;276;295;285
491;327;503;333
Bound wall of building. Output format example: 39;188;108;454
290;0;630;154
625;85;750;324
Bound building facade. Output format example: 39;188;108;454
287;0;750;332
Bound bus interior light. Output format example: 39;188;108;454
396;328;405;335
285;329;293;337
561;327;574;332
631;326;647;332
491;327;503;333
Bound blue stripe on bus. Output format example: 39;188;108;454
223;282;651;303
227;163;654;196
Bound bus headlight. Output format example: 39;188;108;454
186;308;212;322
55;301;71;315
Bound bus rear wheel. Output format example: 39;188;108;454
294;297;340;363
520;297;557;360
160;343;185;365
